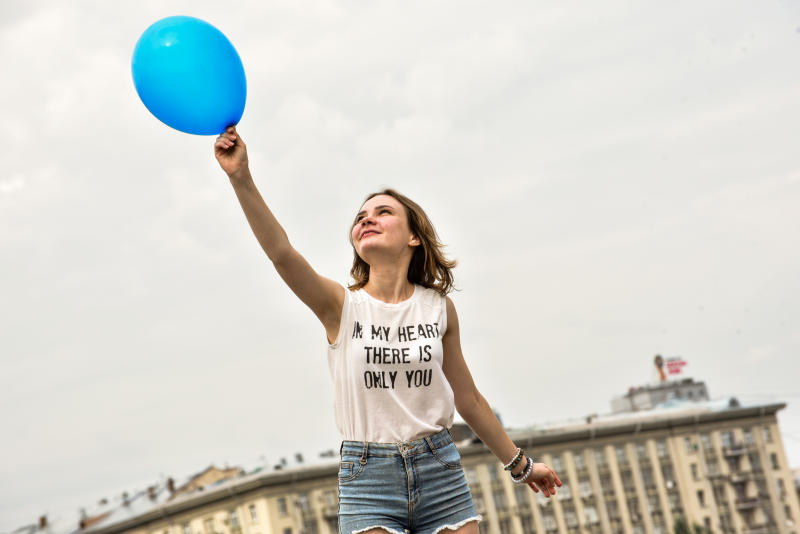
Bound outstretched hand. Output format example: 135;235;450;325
214;126;249;179
527;462;562;497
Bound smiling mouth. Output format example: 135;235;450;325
361;231;379;239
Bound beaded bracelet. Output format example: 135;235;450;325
511;456;534;484
503;447;525;471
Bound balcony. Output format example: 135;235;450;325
723;444;748;457
735;497;759;511
729;472;752;484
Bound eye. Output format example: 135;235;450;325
379;208;391;215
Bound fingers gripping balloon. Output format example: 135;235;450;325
132;16;246;135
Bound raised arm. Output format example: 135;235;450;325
214;127;344;342
441;296;562;496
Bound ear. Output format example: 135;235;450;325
409;234;421;247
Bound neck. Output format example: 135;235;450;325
362;266;415;304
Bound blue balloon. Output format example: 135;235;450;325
132;16;246;135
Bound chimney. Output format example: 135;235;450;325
147;486;156;500
39;515;48;529
167;477;175;494
122;491;129;506
295;453;304;464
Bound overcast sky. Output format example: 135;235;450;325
2;1;799;531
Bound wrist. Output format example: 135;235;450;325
510;456;530;476
228;168;253;185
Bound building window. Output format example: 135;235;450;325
499;518;511;534
721;431;734;448
520;513;535;534
297;493;310;512
558;482;572;500
474;495;486;513
661;464;675;484
684;437;693;453
656;440;668;458
303;519;318;534
515;483;530;508
277;497;287;517
489;464;500;481
564;509;578;527
466;467;479;485
493;489;507;510
628;497;640;522
700;433;712;450
697;490;706;507
283;529;292;534
615;446;627;465
606;499;620;520
707;459;719;476
785;504;793;520
584;505;599;523
595;448;606;466
249;504;258;521
551;455;563;472
542;513;557;531
726;455;740;473
580;480;593;497
703;517;712;533
641;467;654;488
574;451;585;469
204;519;215;534
229;510;240;530
763;427;772;443
647;494;660;513
743;428;754;445
636;443;647;459
183;524;191;534
778;478;787;497
770;453;779;470
691;463;699;480
620;468;634;487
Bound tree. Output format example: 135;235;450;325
673;517;711;534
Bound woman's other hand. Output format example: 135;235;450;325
526;463;562;497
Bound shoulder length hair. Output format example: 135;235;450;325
348;189;456;296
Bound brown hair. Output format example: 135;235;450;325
348;189;456;296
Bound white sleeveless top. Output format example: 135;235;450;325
327;284;455;442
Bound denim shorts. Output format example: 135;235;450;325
338;429;482;534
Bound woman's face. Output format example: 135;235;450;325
351;194;419;262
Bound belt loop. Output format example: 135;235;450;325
425;436;436;453
360;440;368;465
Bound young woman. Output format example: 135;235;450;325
214;126;561;534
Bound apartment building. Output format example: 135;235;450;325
27;398;799;534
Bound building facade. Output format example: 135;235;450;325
80;401;799;534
